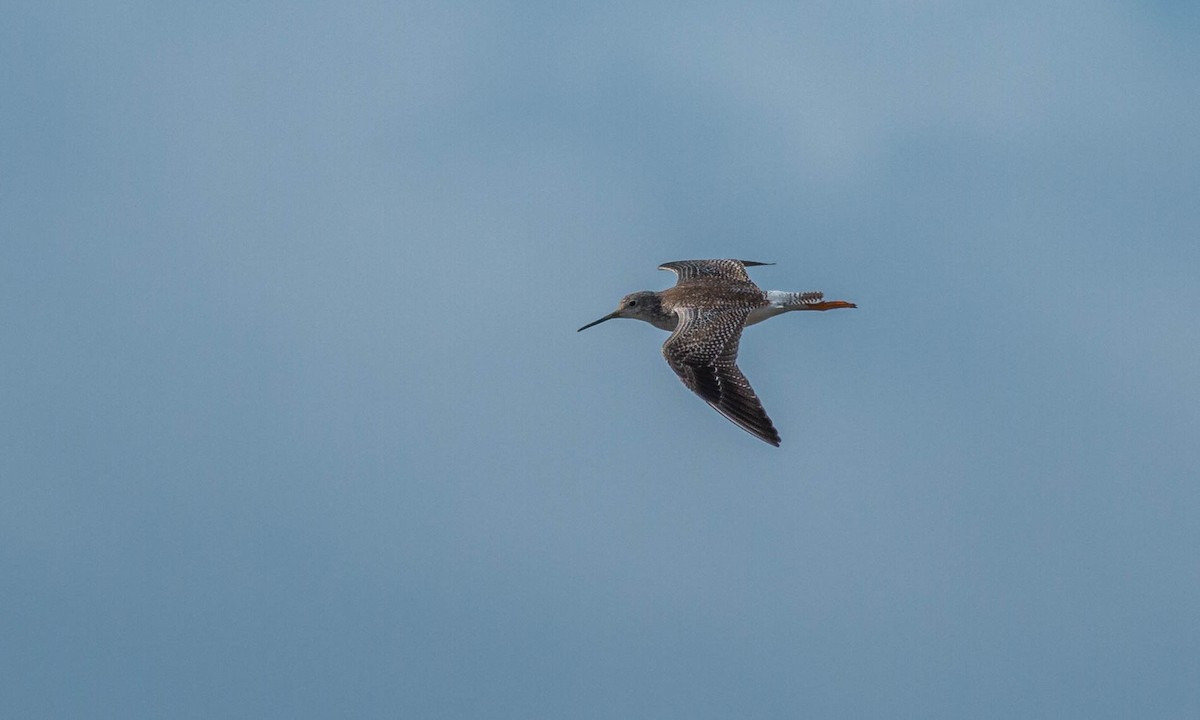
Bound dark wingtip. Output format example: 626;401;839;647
739;260;774;267
759;423;782;446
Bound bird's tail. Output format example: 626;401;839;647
777;290;826;308
765;290;857;312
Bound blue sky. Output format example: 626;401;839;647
3;2;1198;718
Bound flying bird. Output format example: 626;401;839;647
578;259;855;446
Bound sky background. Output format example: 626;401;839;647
3;1;1199;718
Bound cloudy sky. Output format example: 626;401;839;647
3;2;1198;718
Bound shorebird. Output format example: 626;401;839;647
578;259;855;446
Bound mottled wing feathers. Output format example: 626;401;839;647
658;259;773;283
662;307;782;446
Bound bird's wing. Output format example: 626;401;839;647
662;306;781;446
658;259;772;284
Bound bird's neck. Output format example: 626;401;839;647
643;313;678;331
635;295;678;331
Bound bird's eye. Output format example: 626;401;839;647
628;299;638;306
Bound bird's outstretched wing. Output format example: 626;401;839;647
658;259;772;284
662;307;781;446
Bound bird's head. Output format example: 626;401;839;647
577;291;669;331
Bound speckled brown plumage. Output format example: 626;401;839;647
662;304;781;446
658;259;772;283
658;261;779;445
578;259;856;446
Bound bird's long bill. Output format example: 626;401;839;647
577;311;619;332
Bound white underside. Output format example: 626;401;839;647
744;305;786;326
744;290;802;326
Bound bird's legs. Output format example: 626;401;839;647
805;300;857;311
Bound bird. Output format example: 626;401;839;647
577;259;855;446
